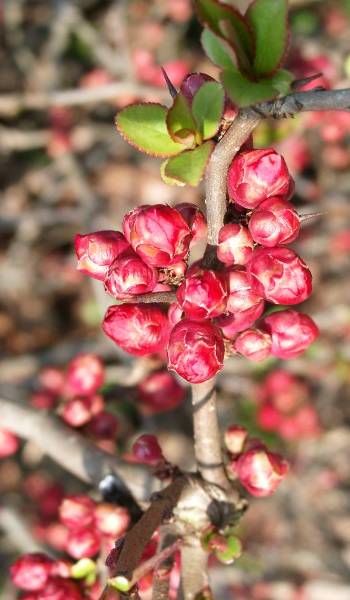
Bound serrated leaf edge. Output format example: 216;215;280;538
164;141;214;187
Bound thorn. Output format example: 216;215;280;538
291;73;323;90
300;211;327;223
161;67;178;99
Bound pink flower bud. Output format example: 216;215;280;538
278;405;321;440
104;250;158;299
61;397;93;427
59;495;96;530
123;204;191;267
103;304;170;356
261;310;319;359
75;231;129;281
65;529;100;559
137;370;185;413
11;553;53;591
257;403;282;431
227;148;294;209
234;329;272;361
175;202;207;244
247;247;312;305
65;353;104;397
38;367;65;396
235;447;289;497
0;428;19;457
224;425;248;455
30;391;57;410
167;319;225;383
180;72;216;104
39;578;84;600
258;369;308;412
94;504;130;537
248;197;300;247
176;264;228;320
86;412;119;440
217;223;254;266
132;434;164;466
215;268;265;338
168;302;184;327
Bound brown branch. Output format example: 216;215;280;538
0;397;156;506
152;528;179;600
115;291;176;305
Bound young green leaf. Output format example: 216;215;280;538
192;81;225;140
115;103;184;157
201;29;237;69
163;141;214;186
166;93;199;147
194;0;254;71
247;0;289;77
221;68;291;107
160;160;186;186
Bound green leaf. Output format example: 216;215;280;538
194;0;254;72
201;29;237;69
215;535;242;565
166;93;198;147
160;160;186;186
192;82;225;140
163;141;214;186
271;68;293;94
247;0;289;76
115;103;184;157
221;68;291;107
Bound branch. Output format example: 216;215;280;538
180;538;211;600
0;397;156;506
255;88;350;118
115;291;176;305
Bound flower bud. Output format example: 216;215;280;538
216;303;264;339
167;319;224;383
103;304;170;356
247;247;312;305
65;353;104;397
227;148;294;209
86;412;119;440
104;250;158;299
10;553;53;591
248;197;300;247
59;495;96;530
168;302;184;327
132;434;164;466
258;369;308;412
0;428;19;457
137;370;185;413
65;529;100;559
261;309;319;359
39;367;65;396
224;425;248;455
180;72;216;104
175;202;207;244
217;223;254;266
30;391;57;410
257;403;282;431
94;504;130;537
61;397;93;427
40;578;84;600
176;264;228;320
75;231;129;281
235;447;289;497
234;329;272;361
123;204;191;267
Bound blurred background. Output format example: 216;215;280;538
1;0;350;598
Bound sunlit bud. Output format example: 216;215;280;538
235;446;289;497
104;250;158;299
176;264;228;320
248;197;300;247
217;223;254;266
132;434;164;467
75;231;129;281
10;553;53;591
224;425;248;455
65;529;100;559
234;328;272;361
175;202;207;244
94;504;130;537
59;496;96;530
261;309;319;359
65;353;104;397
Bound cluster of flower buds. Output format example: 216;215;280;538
30;354;119;451
225;425;288;497
255;370;321;440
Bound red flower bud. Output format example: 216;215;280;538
11;553;53;591
75;231;129;281
61;397;93;427
103;304;170;356
224;425;248;455
247;247;312;305
217;223;254;266
59;495;96;530
30;391;57;410
175;202;207;244
65;353;104;397
234;329;272;361
235;447;289;497
104;250;158;299
38;367;65;396
38;578;84;600
227;148;294;209
132;434;164;466
261;309;319;359
65;529;100;559
167;319;225;383
248;197;300;247
257;403;282;431
180;72;216;104
94;504;130;537
86;412;119;440
123;204;191;267
137;370;185;413
168;302;184;327
0;428;19;457
215;268;265;338
176;265;228;320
